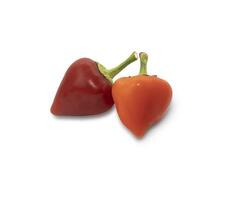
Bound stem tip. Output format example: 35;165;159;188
139;52;148;62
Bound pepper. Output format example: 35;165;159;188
51;52;137;116
112;52;172;137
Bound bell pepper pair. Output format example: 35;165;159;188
51;52;172;138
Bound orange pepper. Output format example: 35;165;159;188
112;52;172;138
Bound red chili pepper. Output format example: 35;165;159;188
112;52;172;137
51;52;137;116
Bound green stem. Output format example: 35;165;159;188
97;52;138;83
139;52;148;75
107;52;138;78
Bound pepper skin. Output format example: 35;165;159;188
51;52;137;116
112;53;172;137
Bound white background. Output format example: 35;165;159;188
0;0;243;199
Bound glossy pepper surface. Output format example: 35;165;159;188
51;52;137;116
112;52;172;137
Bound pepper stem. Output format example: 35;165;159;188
139;52;148;75
107;52;138;78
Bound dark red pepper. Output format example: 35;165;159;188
51;52;137;116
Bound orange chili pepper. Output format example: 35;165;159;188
112;52;172;138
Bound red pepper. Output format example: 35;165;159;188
112;52;172;137
51;52;137;116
